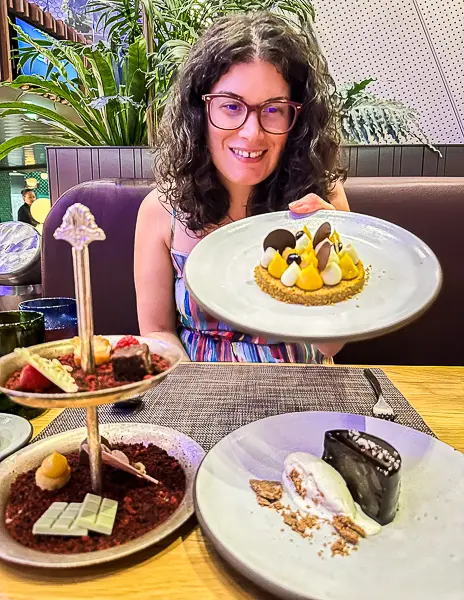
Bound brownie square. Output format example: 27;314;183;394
111;344;152;382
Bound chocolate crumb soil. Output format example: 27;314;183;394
5;443;185;553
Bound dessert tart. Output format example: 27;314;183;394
254;221;365;305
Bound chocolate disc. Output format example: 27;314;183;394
312;222;332;249
263;229;296;254
316;240;331;272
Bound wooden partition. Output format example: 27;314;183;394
343;145;463;177
46;145;464;204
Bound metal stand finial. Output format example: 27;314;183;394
54;203;106;493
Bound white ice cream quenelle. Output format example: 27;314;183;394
261;247;277;268
282;452;381;535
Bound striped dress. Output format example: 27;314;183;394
170;214;325;364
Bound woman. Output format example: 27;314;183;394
135;11;349;363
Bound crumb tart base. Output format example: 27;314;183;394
254;263;365;306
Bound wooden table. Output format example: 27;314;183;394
1;365;463;600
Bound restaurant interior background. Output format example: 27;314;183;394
0;0;463;218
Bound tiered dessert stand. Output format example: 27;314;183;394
0;205;203;568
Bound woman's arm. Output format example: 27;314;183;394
134;189;190;360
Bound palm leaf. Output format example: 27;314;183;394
0;135;79;161
157;39;193;65
10;22;72;86
11;21;97;95
86;0;142;44
340;78;376;110
3;75;108;142
123;38;148;144
0;101;97;145
340;92;439;154
124;38;148;103
82;47;125;145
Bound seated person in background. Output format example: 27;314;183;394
17;188;39;227
135;11;349;363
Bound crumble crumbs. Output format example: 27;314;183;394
333;515;366;545
250;479;368;559
289;469;306;498
250;479;283;501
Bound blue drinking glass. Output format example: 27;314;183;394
18;297;78;342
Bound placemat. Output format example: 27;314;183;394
36;365;434;449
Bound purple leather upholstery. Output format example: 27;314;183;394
339;177;464;366
42;176;464;365
42;179;155;335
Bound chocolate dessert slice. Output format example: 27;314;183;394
322;429;401;525
111;343;152;381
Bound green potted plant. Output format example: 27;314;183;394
339;78;438;152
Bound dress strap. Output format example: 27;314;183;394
170;207;177;251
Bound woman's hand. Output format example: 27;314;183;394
289;193;335;214
315;342;344;358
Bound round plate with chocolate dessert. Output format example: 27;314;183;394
0;335;183;408
195;412;464;600
0;422;205;567
184;211;442;343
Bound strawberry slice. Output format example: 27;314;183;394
18;364;53;392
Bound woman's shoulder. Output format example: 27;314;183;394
140;187;175;228
137;187;173;248
141;187;172;217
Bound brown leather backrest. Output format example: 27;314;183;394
42;179;155;335
338;177;464;366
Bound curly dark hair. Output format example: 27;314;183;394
155;11;344;233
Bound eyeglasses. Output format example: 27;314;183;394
202;94;302;135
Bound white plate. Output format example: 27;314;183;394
195;412;464;600
0;413;33;461
184;211;442;343
0;423;205;567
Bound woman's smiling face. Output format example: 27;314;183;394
206;60;291;192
